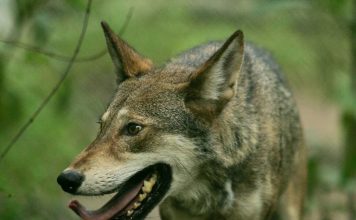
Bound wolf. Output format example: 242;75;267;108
57;21;307;220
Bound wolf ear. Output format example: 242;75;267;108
186;30;244;115
101;21;153;84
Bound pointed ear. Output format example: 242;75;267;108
185;30;244;116
101;21;153;84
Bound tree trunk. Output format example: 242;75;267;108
342;0;356;219
0;56;5;122
342;0;356;184
352;0;356;95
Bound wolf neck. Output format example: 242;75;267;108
168;120;251;216
168;65;259;216
168;164;235;216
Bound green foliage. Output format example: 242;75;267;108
307;155;321;196
313;0;350;16
14;0;49;23
341;111;356;185
32;14;51;44
64;0;87;10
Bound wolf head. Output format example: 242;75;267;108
57;21;244;220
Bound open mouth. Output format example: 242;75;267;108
69;163;172;220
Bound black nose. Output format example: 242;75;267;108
57;170;84;194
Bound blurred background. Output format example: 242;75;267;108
0;0;355;219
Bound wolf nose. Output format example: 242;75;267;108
57;170;84;194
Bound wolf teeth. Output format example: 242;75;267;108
138;193;147;201
127;210;133;216
150;174;157;182
142;181;153;193
142;174;157;193
133;202;141;209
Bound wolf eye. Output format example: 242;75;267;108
125;122;143;136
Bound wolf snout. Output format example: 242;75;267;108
57;170;84;194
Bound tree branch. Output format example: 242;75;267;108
0;0;94;162
0;7;133;62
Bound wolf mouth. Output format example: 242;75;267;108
69;163;172;220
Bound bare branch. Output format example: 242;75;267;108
0;7;134;62
0;0;93;162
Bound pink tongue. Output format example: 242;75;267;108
69;182;143;220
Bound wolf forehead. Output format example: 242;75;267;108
102;76;189;124
102;43;218;117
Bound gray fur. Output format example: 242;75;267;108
60;26;307;220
